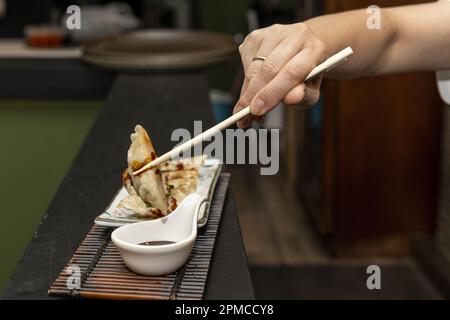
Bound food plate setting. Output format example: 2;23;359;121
95;157;221;228
48;173;230;299
48;124;229;299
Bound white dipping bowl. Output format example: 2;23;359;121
111;193;206;276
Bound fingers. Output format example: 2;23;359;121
239;77;322;128
250;45;327;116
238;28;267;93
282;83;307;105
234;83;255;128
234;30;266;109
256;34;306;84
238;34;306;111
234;105;251;128
234;23;328;127
239;29;265;69
298;75;323;108
235;30;306;128
282;74;323;107
238;36;283;106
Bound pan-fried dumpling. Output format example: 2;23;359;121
117;195;163;218
118;125;203;218
162;165;199;207
160;155;204;172
123;125;168;215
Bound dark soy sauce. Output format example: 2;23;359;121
139;240;176;246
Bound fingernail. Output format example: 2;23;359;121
252;99;266;115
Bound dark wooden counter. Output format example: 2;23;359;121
1;66;254;299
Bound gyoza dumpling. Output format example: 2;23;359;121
126;125;168;215
118;195;163;218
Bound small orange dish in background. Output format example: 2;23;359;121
24;25;66;48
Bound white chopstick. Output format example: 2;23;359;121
133;46;353;176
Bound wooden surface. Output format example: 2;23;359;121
228;165;329;265
0;39;81;58
49;174;230;300
297;0;444;256
0;59;114;99
1;71;253;299
330;73;442;248
251;261;442;299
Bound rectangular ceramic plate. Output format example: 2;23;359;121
94;158;222;228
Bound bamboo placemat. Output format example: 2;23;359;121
48;173;230;300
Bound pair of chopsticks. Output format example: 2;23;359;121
133;46;354;176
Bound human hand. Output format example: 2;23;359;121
234;23;328;128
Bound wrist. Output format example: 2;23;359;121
303;20;333;59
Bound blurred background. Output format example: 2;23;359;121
1;0;449;299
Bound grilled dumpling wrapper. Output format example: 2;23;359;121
160;156;201;204
124;125;168;215
162;169;198;206
162;169;199;180
117;195;163;218
160;155;204;172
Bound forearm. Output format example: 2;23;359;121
233;1;450;124
305;2;450;78
305;8;399;78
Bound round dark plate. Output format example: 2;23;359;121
82;29;238;70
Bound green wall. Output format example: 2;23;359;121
0;99;102;292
